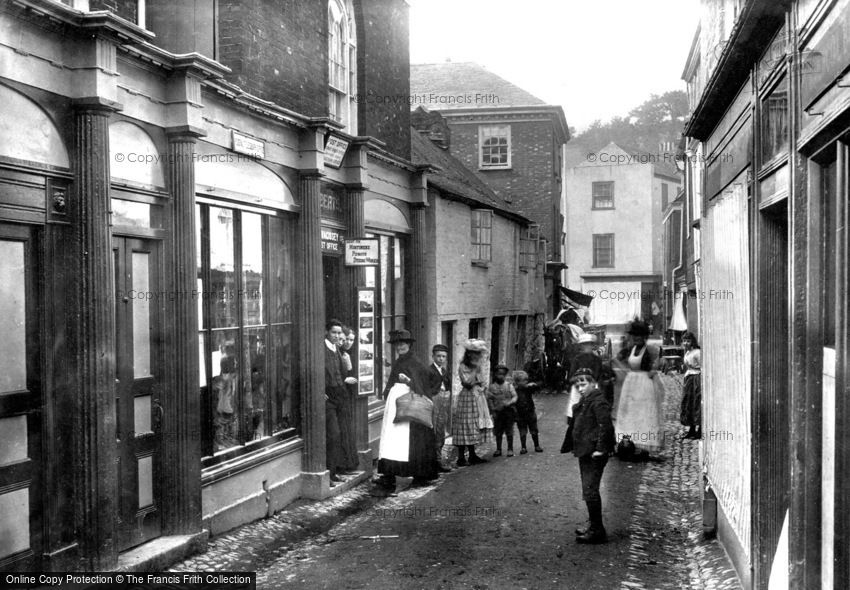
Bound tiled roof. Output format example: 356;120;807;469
410;62;546;110
410;129;527;221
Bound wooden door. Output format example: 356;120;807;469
114;237;163;550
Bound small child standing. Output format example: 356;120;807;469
512;371;543;454
487;364;517;457
568;367;615;544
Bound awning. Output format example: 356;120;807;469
559;286;594;308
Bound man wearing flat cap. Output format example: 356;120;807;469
427;344;453;471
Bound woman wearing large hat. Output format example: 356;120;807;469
450;339;492;466
374;329;439;494
613;320;665;454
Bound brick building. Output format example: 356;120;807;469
564;142;680;333
0;0;437;571
409;63;570;316
681;0;850;587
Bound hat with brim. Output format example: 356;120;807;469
627;321;650;337
432;344;449;353
463;338;489;353
493;363;509;373
389;329;415;344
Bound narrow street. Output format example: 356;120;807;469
173;375;740;590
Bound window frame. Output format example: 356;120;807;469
592;233;615;268
328;0;357;134
471;209;493;264
519;224;539;271
478;125;512;170
592;181;615;210
197;203;296;468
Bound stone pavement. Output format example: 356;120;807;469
618;373;742;590
171;375;742;590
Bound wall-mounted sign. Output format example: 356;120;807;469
232;131;265;159
324;135;350;169
344;238;380;266
357;289;375;396
321;226;344;255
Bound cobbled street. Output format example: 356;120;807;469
173;375;740;590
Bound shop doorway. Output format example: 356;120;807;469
113;236;163;550
323;255;346;325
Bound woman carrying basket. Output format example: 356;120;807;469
373;329;439;495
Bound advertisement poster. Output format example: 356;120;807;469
357;289;375;396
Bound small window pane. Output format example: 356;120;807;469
112;199;151;227
0;240;26;393
210;207;237;329
244;327;267;441
212;329;240;451
242;213;264;326
761;76;788;164
132;252;151;378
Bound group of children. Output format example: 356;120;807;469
486;366;543;457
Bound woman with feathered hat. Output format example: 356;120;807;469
450;339;492;466
613;320;665;454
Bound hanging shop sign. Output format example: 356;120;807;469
321;226;344;255
357;289;375;396
231;131;265;159
324;135;350;169
344;238;380;266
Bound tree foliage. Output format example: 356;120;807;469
576;90;689;154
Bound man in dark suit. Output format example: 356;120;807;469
324;319;356;486
426;344;452;472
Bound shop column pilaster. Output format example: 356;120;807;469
162;127;204;534
344;187;371;470
298;172;329;497
408;203;430;353
71;97;120;570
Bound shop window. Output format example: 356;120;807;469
328;0;357;134
593;233;615;268
197;204;294;462
369;233;406;398
471;209;492;263
592;181;615;209
479;125;511;169
662;183;669;210
760;75;789;166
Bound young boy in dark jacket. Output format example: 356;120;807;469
513;370;543;453
568;367;615;544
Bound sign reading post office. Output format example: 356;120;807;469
344;238;380;266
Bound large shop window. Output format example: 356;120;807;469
364;234;406;400
196;204;295;462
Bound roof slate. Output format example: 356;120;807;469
410;62;546;110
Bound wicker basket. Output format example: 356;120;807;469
394;391;434;429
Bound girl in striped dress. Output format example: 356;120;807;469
451;339;491;466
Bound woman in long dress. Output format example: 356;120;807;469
679;332;702;439
374;329;439;494
451;339;491;466
614;320;665;454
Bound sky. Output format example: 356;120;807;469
408;0;701;133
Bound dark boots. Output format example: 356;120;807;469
456;445;467;467
532;433;543;452
468;445;488;464
506;435;514;457
576;500;607;544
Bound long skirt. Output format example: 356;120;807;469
680;373;702;428
378;383;438;479
451;387;481;446
614;371;665;453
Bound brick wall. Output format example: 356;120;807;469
446;118;561;256
217;0;328;118
354;0;410;159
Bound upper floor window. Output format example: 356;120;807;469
471;209;493;263
593;233;614;268
661;183;669;210
520;225;539;271
592;181;614;209
328;0;357;134
479;126;511;169
760;75;788;166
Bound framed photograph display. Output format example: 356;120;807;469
357;289;375;396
